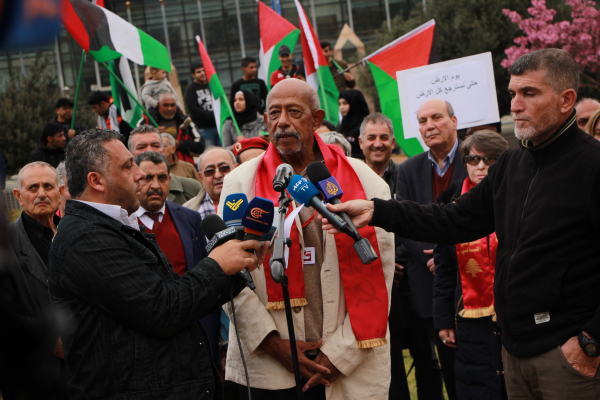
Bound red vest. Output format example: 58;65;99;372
139;208;187;276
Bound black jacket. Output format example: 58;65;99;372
28;145;65;168
394;141;467;318
184;81;216;129
139;107;205;157
51;116;86;138
1;214;66;399
48;200;246;399
372;112;600;357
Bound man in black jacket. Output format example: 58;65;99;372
184;61;220;147
48;129;268;400
321;49;600;399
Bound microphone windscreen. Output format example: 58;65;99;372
306;161;331;186
201;214;227;240
241;197;275;235
287;175;321;207
223;193;249;227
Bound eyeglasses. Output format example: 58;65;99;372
464;155;498;166
202;164;231;177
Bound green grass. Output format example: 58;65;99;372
403;349;450;399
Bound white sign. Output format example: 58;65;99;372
396;52;500;139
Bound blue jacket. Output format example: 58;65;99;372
48;200;246;400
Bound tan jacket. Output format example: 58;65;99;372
217;153;395;399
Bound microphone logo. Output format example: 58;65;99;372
251;207;271;218
226;199;244;211
326;181;339;196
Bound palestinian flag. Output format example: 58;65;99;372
367;19;439;156
294;0;339;126
257;2;299;91
196;36;240;141
61;0;171;71
108;57;143;128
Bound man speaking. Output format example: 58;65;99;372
321;49;600;399
48;129;268;400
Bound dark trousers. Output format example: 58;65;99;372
428;317;457;400
230;381;326;400
502;346;600;399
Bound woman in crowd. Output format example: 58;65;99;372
320;131;352;157
337;89;370;159
585;108;600;141
432;130;509;400
222;90;267;149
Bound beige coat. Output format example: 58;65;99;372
217;153;395;399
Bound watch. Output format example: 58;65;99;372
578;332;600;357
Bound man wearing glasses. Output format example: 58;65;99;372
183;147;237;234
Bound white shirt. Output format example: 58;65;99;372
135;204;166;230
75;200;140;231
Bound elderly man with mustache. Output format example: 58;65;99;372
219;78;395;400
5;161;67;399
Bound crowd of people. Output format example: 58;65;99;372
2;46;600;400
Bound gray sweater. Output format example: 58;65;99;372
222;113;267;149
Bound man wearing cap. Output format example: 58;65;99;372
232;137;269;164
51;98;86;140
270;45;299;87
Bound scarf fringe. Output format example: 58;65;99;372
357;338;387;349
458;305;495;319
266;297;308;310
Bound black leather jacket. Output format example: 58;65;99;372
48;200;245;399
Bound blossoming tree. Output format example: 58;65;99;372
502;0;600;90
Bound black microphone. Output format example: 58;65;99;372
305;162;379;265
201;214;256;290
272;163;294;192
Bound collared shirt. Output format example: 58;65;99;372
21;211;59;267
198;194;216;221
75;200;139;230
135;204;166;230
428;138;459;177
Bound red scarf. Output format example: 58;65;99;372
455;178;497;318
256;134;388;348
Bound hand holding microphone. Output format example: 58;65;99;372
318;200;375;233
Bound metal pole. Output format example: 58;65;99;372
384;0;391;31
310;0;318;36
94;62;102;89
159;0;172;60
19;50;26;75
234;0;246;57
54;36;65;90
126;1;142;94
422;0;427;13
196;0;207;49
71;51;86;130
346;0;354;31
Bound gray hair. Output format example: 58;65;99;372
134;151;170;174
197;146;237;172
128;125;163;153
160;133;176;147
16;161;60;189
56;161;66;187
158;92;176;103
265;85;321;113
320;132;352;157
445;101;455;118
509;48;580;94
65;129;124;198
575;97;600;109
459;129;508;163
359;113;395;141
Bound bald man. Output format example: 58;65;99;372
219;79;395;399
138;92;204;164
392;98;466;400
574;98;600;130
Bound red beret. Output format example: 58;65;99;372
232;136;269;157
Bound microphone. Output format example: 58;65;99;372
287;175;378;264
306;161;358;235
223;193;249;228
272;163;294;192
241;197;275;241
201;214;256;290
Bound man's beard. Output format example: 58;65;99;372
273;128;303;155
514;102;561;142
107;176;139;215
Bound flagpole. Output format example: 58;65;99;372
159;0;172;60
71;50;86;130
196;0;207;47
234;0;246;57
101;61;160;128
126;1;141;94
